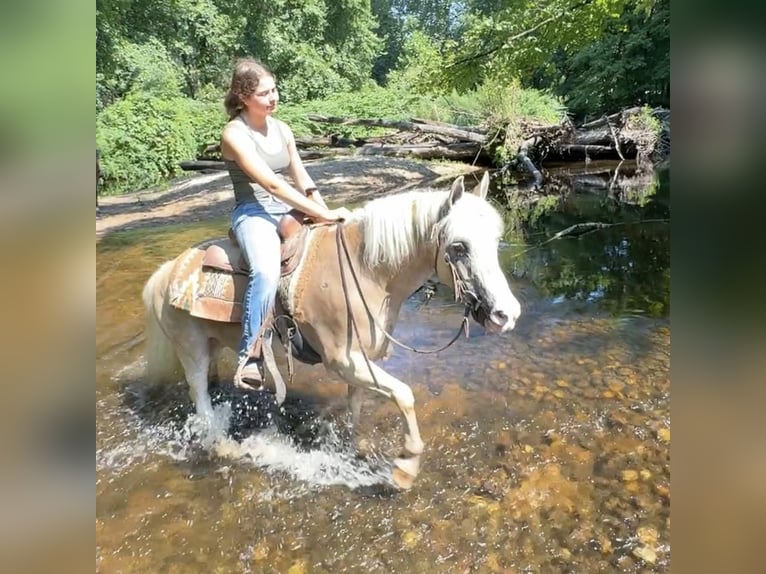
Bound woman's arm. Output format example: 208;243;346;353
280;121;329;210
221;122;336;220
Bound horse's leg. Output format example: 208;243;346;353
172;334;214;422
335;352;424;488
348;385;364;427
347;386;371;454
208;340;220;386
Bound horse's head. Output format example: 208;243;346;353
434;173;521;333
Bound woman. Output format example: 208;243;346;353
221;58;352;387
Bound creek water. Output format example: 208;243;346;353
96;166;670;573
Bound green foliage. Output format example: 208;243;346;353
446;0;630;91
226;0;381;102
471;78;565;163
558;0;669;117
97;0;241;102
386;29;455;94
96;94;225;194
277;84;426;138
98;38;183;109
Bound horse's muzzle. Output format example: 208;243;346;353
473;302;519;333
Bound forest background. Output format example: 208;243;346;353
96;0;669;195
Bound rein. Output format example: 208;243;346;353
335;225;470;358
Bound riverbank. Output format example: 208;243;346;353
96;156;479;240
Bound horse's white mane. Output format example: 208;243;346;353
355;189;501;270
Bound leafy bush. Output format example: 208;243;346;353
97;38;183;111
276;84;427;139
97;93;225;194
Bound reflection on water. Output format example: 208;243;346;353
97;169;670;573
498;165;670;318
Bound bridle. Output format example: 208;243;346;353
271;224;474;393
335;224;480;360
436;232;488;324
273;224;488;393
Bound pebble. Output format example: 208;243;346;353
402;530;421;549
621;470;639;482
640;469;652;481
625;481;640;493
657;428;670;443
608;380;625;393
637;526;659;546
251;540;269;562
599;535;612;555
632;545;657;564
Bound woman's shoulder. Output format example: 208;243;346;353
271;117;294;138
270;116;288;129
222;117;249;140
224;116;247;131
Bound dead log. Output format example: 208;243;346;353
571;127;613;146
578;107;643;129
307;115;488;143
411;117;488;134
294;135;382;148
517;137;543;187
179;160;226;171
358;142;482;160
298;148;355;160
179;148;354;172
558;144;616;156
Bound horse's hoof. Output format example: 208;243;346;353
392;466;416;489
392;456;420;490
356;437;373;455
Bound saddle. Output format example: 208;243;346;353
168;209;323;366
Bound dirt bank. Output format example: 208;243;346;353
96;156;480;240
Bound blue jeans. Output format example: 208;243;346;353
232;200;289;362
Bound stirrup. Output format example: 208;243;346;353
234;358;264;390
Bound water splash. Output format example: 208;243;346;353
98;389;391;491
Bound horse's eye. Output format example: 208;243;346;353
451;242;468;257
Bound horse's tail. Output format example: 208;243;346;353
142;260;182;383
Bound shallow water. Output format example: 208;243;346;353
96;170;670;573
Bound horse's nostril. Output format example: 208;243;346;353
493;310;508;322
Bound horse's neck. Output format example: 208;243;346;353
344;221;436;317
383;249;437;302
362;238;437;323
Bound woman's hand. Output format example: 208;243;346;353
323;207;353;222
330;207;353;221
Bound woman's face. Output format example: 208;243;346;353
244;75;279;116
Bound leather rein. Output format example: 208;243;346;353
335;224;471;361
268;223;474;396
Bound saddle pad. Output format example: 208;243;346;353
168;240;247;323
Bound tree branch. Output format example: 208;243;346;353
447;0;594;69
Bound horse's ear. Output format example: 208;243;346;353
448;175;465;206
438;175;465;220
472;171;489;200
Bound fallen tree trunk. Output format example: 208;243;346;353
179;160;225;171
179;148;354;171
307;115;488;143
358;142;482;160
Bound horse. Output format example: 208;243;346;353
142;173;521;488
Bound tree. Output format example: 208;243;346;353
96;0;241;105
556;0;669;117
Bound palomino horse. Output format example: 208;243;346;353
142;173;521;487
